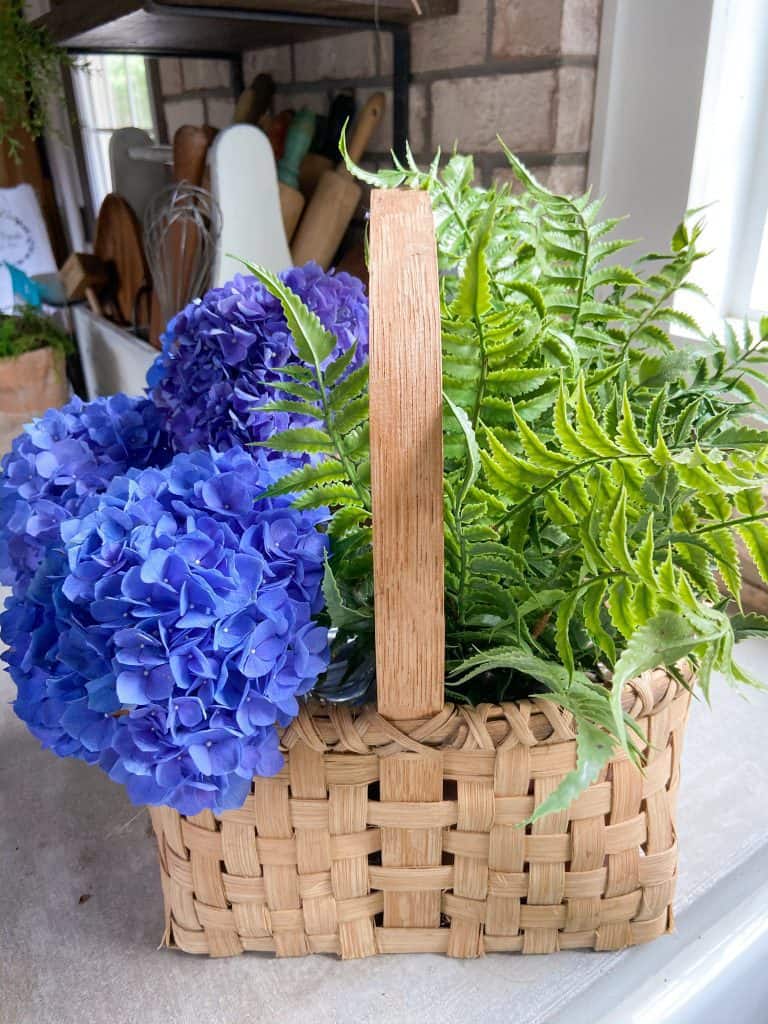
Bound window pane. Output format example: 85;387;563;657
106;57;132;126
127;57;154;128
72;55;156;214
751;215;768;315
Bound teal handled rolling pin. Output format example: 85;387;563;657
277;109;316;241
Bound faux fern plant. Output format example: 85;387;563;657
247;141;768;819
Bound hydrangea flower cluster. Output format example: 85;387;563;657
0;394;168;595
0;263;365;813
147;261;368;453
1;446;329;814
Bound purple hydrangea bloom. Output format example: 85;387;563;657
0;445;329;815
0;394;169;595
147;262;368;453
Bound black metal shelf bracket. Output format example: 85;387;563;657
391;24;410;163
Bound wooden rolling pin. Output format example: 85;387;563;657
173;124;217;186
298;91;356;200
277;109;316;240
290;93;385;269
233;73;274;126
266;110;293;160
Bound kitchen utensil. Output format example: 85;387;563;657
299;91;356;200
144;183;221;342
208;123;292;287
60;251;110;314
233;73;274;126
147;125;218;346
109;127;169;224
265;110;293;160
277;108;316;240
173;125;217;187
290;92;385;270
93;193;149;326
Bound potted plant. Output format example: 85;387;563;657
0;306;72;439
1;146;767;959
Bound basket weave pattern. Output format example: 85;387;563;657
150;668;690;959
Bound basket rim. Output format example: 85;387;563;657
281;665;692;758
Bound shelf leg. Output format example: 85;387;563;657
231;55;245;97
391;25;410;163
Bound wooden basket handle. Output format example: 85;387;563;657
368;190;445;719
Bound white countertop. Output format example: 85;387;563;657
1;637;767;1024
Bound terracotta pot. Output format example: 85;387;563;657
0;346;70;456
0;345;69;416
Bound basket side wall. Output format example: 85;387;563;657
151;671;690;959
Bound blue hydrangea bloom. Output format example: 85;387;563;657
0;446;329;815
0;394;169;595
147;262;368;454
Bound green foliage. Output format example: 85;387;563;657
0;307;73;360
244;263;374;630
252;140;768;821
0;1;74;161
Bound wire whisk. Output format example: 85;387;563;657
143;182;222;333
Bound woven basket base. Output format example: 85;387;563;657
150;668;690;959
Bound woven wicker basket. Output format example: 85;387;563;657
150;190;693;959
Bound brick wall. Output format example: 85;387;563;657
241;0;602;193
156;57;238;139
156;1;600;190
153;1;600;268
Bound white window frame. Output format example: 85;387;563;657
70;54;158;217
589;0;768;328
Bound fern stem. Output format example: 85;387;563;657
327;423;369;510
568;199;590;335
438;185;504;305
689;512;768;536
311;367;370;511
627;292;675;352
497;437;763;532
621;247;697;355
495;452;643;527
456;315;490;623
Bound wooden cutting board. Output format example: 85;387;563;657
93;193;150;326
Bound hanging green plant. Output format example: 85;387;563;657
0;0;73;161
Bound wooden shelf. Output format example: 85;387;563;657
39;0;457;159
39;0;457;56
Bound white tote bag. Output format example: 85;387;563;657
0;184;56;277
